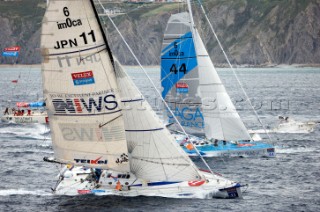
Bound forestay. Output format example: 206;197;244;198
41;0;129;172
115;61;202;182
161;12;204;135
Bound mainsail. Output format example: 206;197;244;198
161;12;204;136
161;12;251;141
41;0;129;171
114;61;202;181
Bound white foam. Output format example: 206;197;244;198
276;146;316;154
0;189;52;196
0;124;50;140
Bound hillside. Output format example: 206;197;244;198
0;0;319;66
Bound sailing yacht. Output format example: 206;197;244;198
161;6;275;157
40;0;242;198
1;101;48;124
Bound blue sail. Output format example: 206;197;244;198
161;14;205;134
161;31;198;98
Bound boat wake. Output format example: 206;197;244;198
275;146;316;154
0;123;50;140
0;189;52;196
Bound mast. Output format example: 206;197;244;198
187;0;196;33
89;0;115;68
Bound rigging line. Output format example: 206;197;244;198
97;0;214;177
195;0;274;144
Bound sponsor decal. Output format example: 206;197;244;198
237;143;255;147
77;190;92;194
267;148;275;152
91;190;106;194
115;153;129;164
74;156;108;165
176;82;189;94
2;46;20;57
16;102;29;107
57;7;82;30
52;94;118;114
2;51;19;57
72;70;95;86
267;148;275;157
225;187;239;198
13;117;36;123
4;46;20;52
188;180;205;187
168;107;204;129
59;123;125;142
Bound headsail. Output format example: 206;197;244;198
161;12;251;141
194;29;251;141
161;12;204;136
41;0;129;172
115;61;202;182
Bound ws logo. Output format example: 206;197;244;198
52;94;118;114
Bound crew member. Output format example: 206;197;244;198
4;107;9;115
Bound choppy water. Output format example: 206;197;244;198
0;67;320;211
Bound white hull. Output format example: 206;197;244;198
54;167;242;199
1;112;48;124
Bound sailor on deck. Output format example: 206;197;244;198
4;107;9;115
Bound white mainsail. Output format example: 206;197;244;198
161;12;251;141
114;61;202;181
41;0;129;171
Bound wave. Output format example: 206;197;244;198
0;189;52;196
0;123;50;140
6;149;54;155
275;146;316;154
